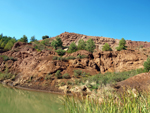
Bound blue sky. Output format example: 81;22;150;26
0;0;150;42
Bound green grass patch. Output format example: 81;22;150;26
0;68;16;80
62;91;150;113
62;73;70;79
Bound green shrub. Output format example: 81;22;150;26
74;70;82;78
18;35;28;43
42;35;49;40
67;81;73;85
53;56;67;61
33;43;45;51
45;74;53;80
0;55;9;61
61;82;65;86
136;68;146;74
55;70;62;79
116;38;127;51
55;49;66;56
30;36;37;42
82;69;144;88
40;38;51;46
78;39;86;50
51;40;57;49
76;54;88;59
0;55;17;61
62;73;70;79
55;37;63;47
81;72;91;77
102;43;112;51
143;57;150;72
53;56;58;60
0;68;14;80
4;41;14;50
66;56;76;60
67;42;78;53
33;40;40;44
51;37;63;49
57;57;67;61
85;38;96;53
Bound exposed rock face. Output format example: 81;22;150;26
0;43;147;82
54;32;118;51
126;40;150;48
53;32;150;51
93;49;147;73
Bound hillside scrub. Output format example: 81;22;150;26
85;38;96;53
0;55;17;61
40;38;51;47
78;39;86;50
18;35;28;43
42;35;49;40
0;68;16;81
102;43;112;51
33;42;46;51
30;36;37;42
55;70;62;79
0;34;17;50
62;73;70;79
51;37;63;49
144;57;150;72
55;49;66;56
74;69;146;90
116;38;127;51
67;42;78;53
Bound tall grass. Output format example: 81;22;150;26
76;69;146;90
62;91;150;113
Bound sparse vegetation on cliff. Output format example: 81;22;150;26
0;68;16;81
85;38;96;53
116;38;127;51
55;70;62;79
0;34;17;51
18;35;28;43
62;73;70;79
102;43;112;51
42;35;49;40
51;37;63;49
55;49;66;56
67;42;78;53
0;55;17;61
78;39;86;50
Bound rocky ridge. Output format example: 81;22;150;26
53;32;150;51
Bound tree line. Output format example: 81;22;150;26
0;34;50;51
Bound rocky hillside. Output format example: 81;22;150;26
0;41;148;92
52;32;150;51
0;32;150;94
